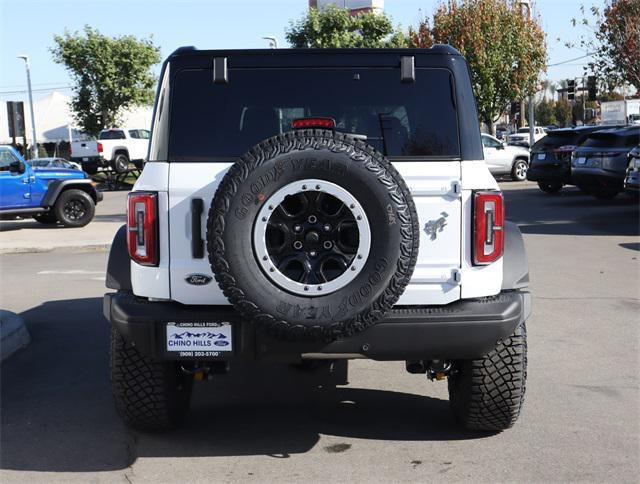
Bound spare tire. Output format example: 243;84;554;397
207;130;419;341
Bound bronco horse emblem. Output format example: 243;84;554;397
424;212;449;240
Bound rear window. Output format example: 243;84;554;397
169;67;460;160
99;130;125;140
581;132;639;149
532;131;581;150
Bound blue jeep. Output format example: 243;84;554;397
0;145;102;227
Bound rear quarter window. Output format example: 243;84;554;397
168;67;460;160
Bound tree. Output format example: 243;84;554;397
51;26;161;137
286;5;408;48
535;99;556;126
409;0;547;135
568;1;640;92
555;98;573;127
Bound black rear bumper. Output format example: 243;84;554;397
527;163;572;184
104;290;531;362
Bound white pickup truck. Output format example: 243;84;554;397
70;128;150;174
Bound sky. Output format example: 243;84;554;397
0;0;606;103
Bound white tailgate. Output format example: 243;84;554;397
169;163;233;305
394;162;462;305
167;161;482;306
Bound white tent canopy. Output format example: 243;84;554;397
0;91;153;144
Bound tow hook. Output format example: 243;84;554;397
181;362;229;380
426;360;453;381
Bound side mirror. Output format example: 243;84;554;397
497;143;505;150
9;160;25;174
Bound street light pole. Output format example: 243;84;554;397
18;55;37;159
262;36;278;49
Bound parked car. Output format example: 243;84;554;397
495;125;511;140
527;125;621;194
481;133;529;181
624;144;640;198
507;126;547;147
571;126;640;199
30;157;82;171
104;46;531;433
0;145;102;227
70;128;149;174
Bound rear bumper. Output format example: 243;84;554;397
624;170;639;191
572;167;625;189
527;164;571;184
104;290;531;362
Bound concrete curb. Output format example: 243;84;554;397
0;243;112;255
1;310;31;361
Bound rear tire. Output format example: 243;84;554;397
113;153;130;173
110;326;193;431
33;212;58;224
591;186;619;200
54;189;95;228
537;181;562;194
448;323;527;431
510;159;528;181
576;184;592;195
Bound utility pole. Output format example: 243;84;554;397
17;55;37;159
516;0;535;145
582;76;586;125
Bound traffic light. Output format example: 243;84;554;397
567;79;576;101
587;76;597;101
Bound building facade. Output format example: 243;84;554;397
309;0;384;15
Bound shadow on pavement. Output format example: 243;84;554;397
504;187;639;237
1;297;486;473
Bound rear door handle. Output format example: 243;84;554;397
191;198;204;259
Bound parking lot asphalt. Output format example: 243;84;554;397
0;190;127;254
0;181;638;483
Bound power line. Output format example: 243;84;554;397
0;86;72;95
547;53;594;67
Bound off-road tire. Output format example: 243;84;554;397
33;212;58;224
510;159;528;181
113;153;130;173
208;129;419;341
53;189;95;228
110;326;193;431
537;181;562;194
448;323;527;431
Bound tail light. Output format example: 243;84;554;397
473;191;504;265
554;145;576;153
97;142;103;154
127;192;158;266
292;117;336;129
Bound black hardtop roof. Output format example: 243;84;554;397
170;45;462;58
166;45;465;69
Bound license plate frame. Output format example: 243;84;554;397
164;321;233;359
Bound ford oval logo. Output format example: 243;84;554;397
185;274;213;286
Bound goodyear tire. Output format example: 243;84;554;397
110;326;193;431
207;130;419;341
448;323;527;431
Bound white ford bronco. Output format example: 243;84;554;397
104;46;531;432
